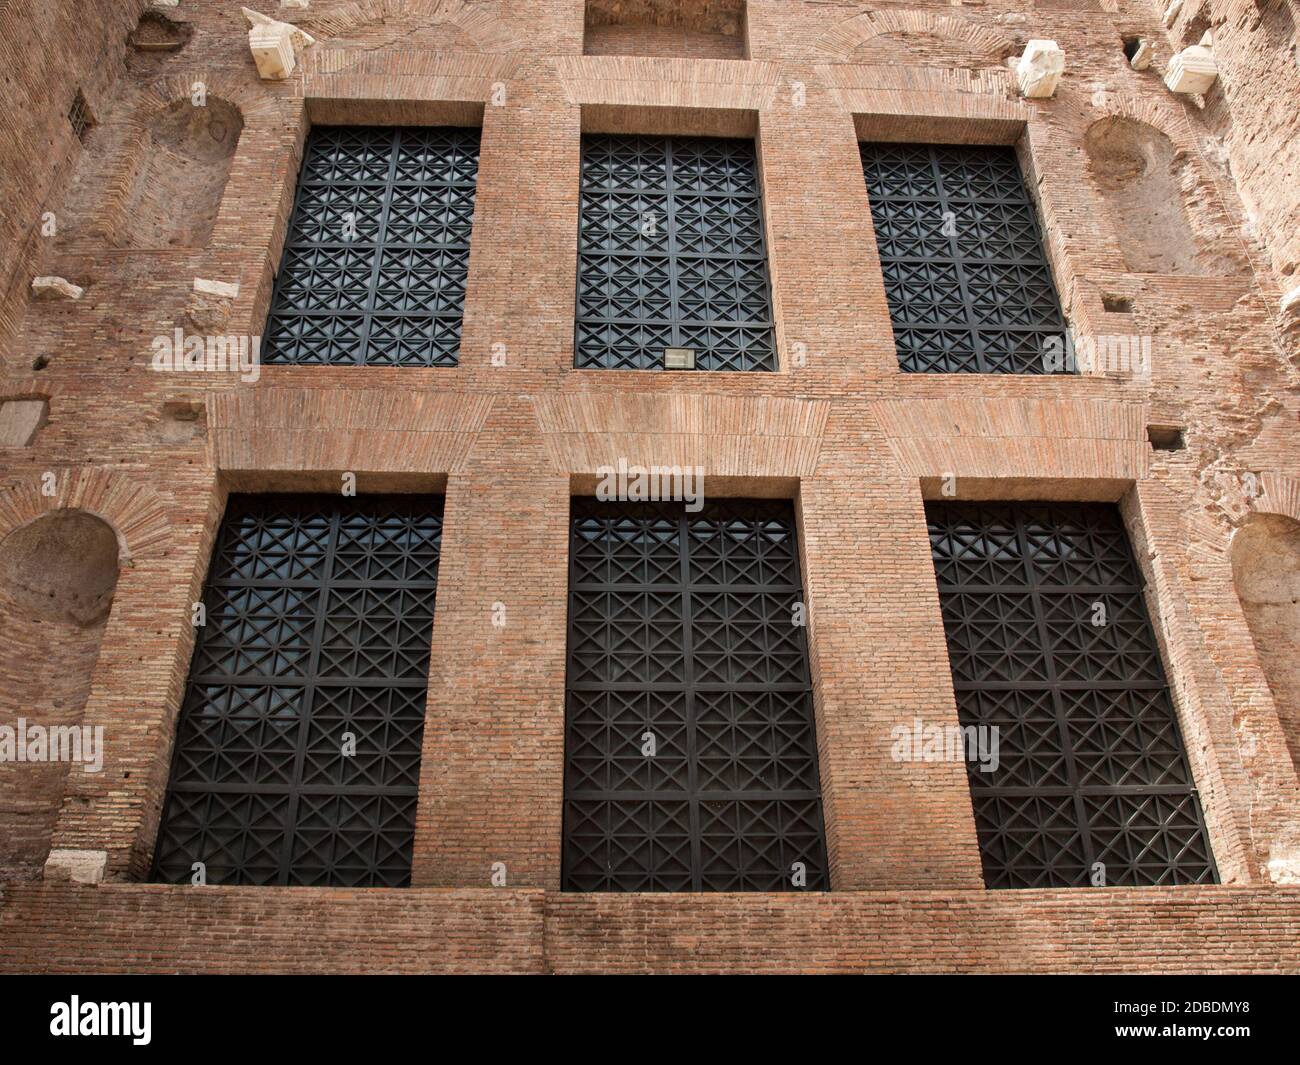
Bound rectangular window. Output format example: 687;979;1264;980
151;495;443;886
264;126;480;367
926;502;1217;887
575;135;777;371
861;143;1069;374
563;499;827;890
68;90;93;142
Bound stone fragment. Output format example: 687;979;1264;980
242;7;315;80
194;277;239;299
1162;0;1185;27
280;0;309;7
1268;854;1300;885
1129;39;1153;71
1281;285;1300;316
44;849;108;885
161;399;207;443
1165;34;1217;95
31;276;84;300
0;399;48;447
1016;39;1065;99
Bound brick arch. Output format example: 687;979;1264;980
0;467;172;567
1084;92;1198;154
816;11;1014;64
137;71;279;121
0;374;58;403
1255;472;1300;523
303;0;526;53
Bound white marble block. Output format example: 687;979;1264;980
242;7;315;80
1017;40;1065;99
1165;34;1218;95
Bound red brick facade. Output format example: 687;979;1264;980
0;0;1297;973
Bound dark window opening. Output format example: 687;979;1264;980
575;135;777;371
151;494;444;887
68;90;93;143
926;501;1217;887
861;142;1069;374
264;126;480;367
563;499;827;890
1147;425;1186;451
1122;36;1142;62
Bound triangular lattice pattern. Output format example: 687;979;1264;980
927;502;1217;888
264;127;479;367
563;499;826;891
861;142;1069;374
152;495;443;887
574;136;777;371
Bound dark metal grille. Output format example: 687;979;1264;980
575;135;777;371
151;494;443;887
68;90;92;142
926;502;1217;888
861;142;1069;374
264;126;479;366
563;499;827;890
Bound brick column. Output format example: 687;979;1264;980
799;406;986;890
411;397;570;888
46;482;220;881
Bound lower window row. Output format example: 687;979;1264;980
151;495;1217;890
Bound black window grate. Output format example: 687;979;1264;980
926;501;1217;888
563;499;827;890
68;90;92;142
861;142;1069;374
264;126;479;367
151;494;443;887
575;135;777;371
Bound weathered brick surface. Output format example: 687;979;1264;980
2;883;1297;974
0;0;1296;971
0;884;547;974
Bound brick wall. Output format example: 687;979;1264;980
2;882;1297;974
0;0;1296;972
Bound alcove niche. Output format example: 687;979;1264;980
57;95;243;250
1084;116;1202;274
1231;514;1300;774
0;511;120;880
583;0;747;59
126;10;194;75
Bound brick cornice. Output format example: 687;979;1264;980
209;386;495;474
534;393;829;476
871;396;1150;482
552;55;784;109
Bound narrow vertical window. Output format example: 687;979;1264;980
264;126;480;366
861;143;1068;374
575;135;777;371
926;501;1217;887
68;89;93;143
152;495;443;886
563;499;826;890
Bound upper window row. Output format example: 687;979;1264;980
264;126;1069;375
